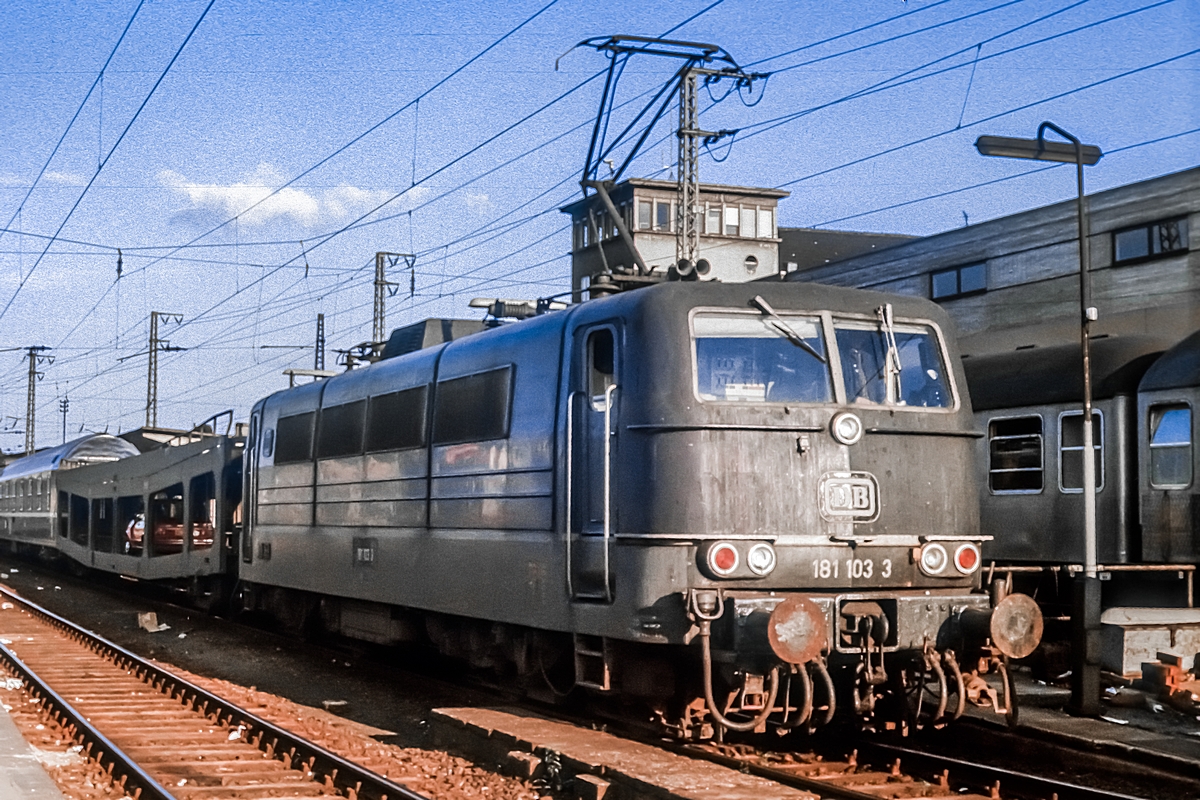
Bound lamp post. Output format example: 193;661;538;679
975;122;1103;716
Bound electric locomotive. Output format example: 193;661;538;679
238;278;1039;736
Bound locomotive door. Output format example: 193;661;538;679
242;410;260;563
568;325;618;602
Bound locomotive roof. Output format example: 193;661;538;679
1139;329;1200;392
0;434;141;481
963;335;1171;411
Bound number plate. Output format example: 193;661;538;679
818;471;879;523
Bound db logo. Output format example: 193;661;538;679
818;472;880;523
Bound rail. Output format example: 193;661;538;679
0;584;430;800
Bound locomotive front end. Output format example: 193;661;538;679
627;282;1042;736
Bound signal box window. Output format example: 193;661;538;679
988;416;1043;493
274;412;315;464
432;365;514;445
317;400;365;459
655;201;671;232
706;207;720;235
637;201;652;231
1114;217;1188;264
366;386;428;452
1059;411;1103;493
931;263;986;300
1149;404;1192;488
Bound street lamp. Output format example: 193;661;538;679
975;122;1103;716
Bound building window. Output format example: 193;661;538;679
706;206;720;235
1059;410;1103;493
740;206;756;239
988;416;1043;493
432;365;514;445
931;263;987;300
638;200;652;231
724;206;739;236
654;201;671;232
757;207;774;239
1113;217;1188;264
1149;403;1191;488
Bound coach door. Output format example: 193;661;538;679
568;324;618;602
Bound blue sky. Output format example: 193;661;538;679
0;0;1196;449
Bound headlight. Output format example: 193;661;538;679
831;411;864;445
746;543;776;576
919;543;948;576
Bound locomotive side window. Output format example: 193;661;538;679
274;412;315;464
1149;404;1192;488
316;400;366;459
432;366;514;445
693;312;832;404
365;386;428;452
835;323;951;408
988;416;1043;493
261;428;275;458
588;329;616;404
1058;411;1103;492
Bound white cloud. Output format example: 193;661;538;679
0;174;28;187
465;192;492;213
159;163;405;228
43;170;87;186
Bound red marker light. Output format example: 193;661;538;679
954;543;980;574
707;542;740;576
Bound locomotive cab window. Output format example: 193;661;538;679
834;321;951;408
693;311;832;404
989;416;1043;493
432;366;514;445
1149;403;1192;488
1059;411;1104;493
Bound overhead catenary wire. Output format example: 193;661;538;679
0;0;216;323
0;0;146;250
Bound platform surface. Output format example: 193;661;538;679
434;706;818;800
0;703;66;799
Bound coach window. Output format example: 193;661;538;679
189;473;217;550
1059;411;1103;493
988;416;1043;493
366;386;428;452
317;400;365;459
1149;404;1192;488
1114;217;1188;264
432;366;514;445
274;412;315;464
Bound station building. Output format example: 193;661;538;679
786;166;1199;357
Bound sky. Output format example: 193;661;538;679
0;0;1196;450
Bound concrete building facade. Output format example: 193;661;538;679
788;167;1199;357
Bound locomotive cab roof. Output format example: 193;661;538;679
963;335;1171;411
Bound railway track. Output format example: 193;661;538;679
0;584;428;800
675;740;1150;800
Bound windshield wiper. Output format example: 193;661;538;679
751;296;826;363
876;303;903;404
